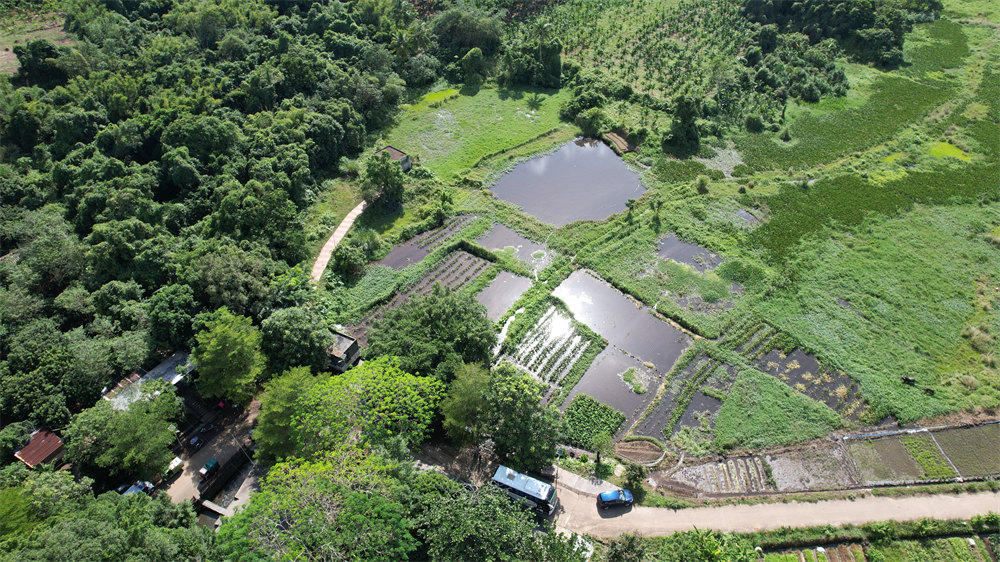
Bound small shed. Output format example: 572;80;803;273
14;429;65;469
329;331;361;373
376;145;412;172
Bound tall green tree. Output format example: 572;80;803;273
63;380;181;479
440;362;490;445
416;486;586;561
361;152;405;208
366;284;495;381
293;357;444;456
255;366;326;463
260;306;335;374
482;363;560;471
216;445;416;560
146;283;198;352
191;307;264;404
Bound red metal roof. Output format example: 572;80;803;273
14;429;64;468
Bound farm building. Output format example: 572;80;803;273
14;429;65;469
376;145;412;172
329;331;361;373
102;352;193;410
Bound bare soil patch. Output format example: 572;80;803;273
615;440;664;464
766;442;861;492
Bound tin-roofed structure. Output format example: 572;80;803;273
14;429;65;469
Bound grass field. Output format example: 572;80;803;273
713;368;842;451
0;11;68;74
751;202;1000;422
385;86;572;179
302;178;362;259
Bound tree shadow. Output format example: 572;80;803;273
459;81;482;96
526;91;546;111
497;86;525;101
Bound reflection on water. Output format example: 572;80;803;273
553;270;690;372
490;138;644;227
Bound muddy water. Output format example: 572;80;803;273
657;233;723;272
489;138;645;227
476;271;532;321
553;270;690;372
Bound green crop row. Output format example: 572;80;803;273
561;394;626;448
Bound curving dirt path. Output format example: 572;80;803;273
310;200;367;282
555;485;1000;538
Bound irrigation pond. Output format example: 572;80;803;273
489;138;645;227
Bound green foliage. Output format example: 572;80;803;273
145;283;197;353
362;152;406;209
63;379;181;479
191;307;264;404
255;367;327;464
483;363;560;471
0;421;32;463
416;486;586;562
214;445;409;561
606;532;646;562
651;528;756;561
1;492;210;560
260;306;335;374
293;357;444;456
441;362;491;445
900;433;957;480
737;76;952;170
714;368;842;451
366;284;496;381
561;394;625;448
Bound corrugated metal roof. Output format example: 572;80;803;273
492;465;553;501
14;429;64;468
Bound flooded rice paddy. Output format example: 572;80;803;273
475;272;532;321
560;348;659;434
477;223;552;272
378;215;476;269
489;138;645;227
553;270;690;371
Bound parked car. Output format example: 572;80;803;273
122;480;155;495
189;436;203;450
163;457;184;480
199;423;215;434
597;489;634;509
199;458;220;481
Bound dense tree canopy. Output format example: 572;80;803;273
191;306;265;404
366;284;496;381
293;357;444;456
254;366;326;464
482;362;560;471
63;379;181;480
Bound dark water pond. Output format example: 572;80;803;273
476;272;532;321
561;348;658;436
477;223;552;271
378;243;428;269
489;139;645;227
657;233;723;272
553;270;691;372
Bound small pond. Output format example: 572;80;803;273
657;233;723;272
553;270;690;372
476;271;532;321
489;138;645;227
477;223;552;271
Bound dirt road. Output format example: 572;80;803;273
556;486;1000;538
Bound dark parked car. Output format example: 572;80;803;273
597;489;634;509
